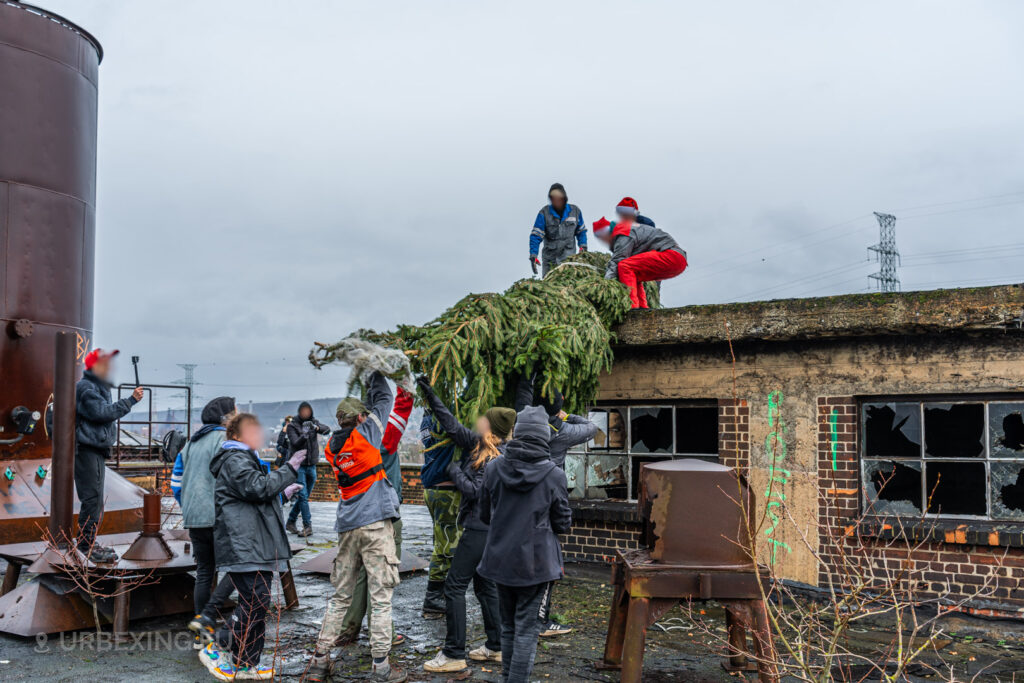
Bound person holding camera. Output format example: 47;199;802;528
285;401;330;536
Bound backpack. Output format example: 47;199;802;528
161;429;187;465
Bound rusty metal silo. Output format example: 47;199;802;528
0;2;142;543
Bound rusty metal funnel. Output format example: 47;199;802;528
120;493;173;561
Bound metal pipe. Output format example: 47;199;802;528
141;493;160;534
48;332;76;548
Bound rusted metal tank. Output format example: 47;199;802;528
0;2;143;543
639;459;755;569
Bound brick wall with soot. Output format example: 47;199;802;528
309;462;425;505
817;396;1024;616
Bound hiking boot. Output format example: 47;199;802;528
81;544;118;563
285;521;298;534
539;621;573;637
235;663;274;680
370;658;407;682
188;613;216;644
423;651;467;673
305;652;333;682
468;645;501;662
421;580;445;619
297;525;313;538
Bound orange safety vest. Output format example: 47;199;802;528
325;427;387;500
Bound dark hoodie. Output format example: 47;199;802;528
477;406;572;587
286;401;330;468
209;440;296;571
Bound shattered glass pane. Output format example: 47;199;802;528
926;461;986;516
564;452;584;500
676;406;719;455
990;402;1024;459
607;408;627;450
585;454;627;500
630;407;673;454
864;403;921;458
630;456;672;499
924;403;985;458
586;410;608;450
990;461;1024;521
863;459;922;515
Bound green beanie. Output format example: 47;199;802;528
336;397;367;421
485;407;517;440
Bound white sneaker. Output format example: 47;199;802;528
423;651;467;673
468;645;501;662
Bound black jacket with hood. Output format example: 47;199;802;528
209;441;297;569
75;370;139;451
286;402;331;468
478;406;572;587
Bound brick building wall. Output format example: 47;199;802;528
817;396;1024;616
401;465;425;505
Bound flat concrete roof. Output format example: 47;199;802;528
615;283;1024;346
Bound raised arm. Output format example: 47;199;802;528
358;371;395;450
77;386;137;424
415;376;480;451
513;372;535;412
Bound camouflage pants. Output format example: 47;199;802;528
340;518;403;636
317;520;400;659
424;488;462;583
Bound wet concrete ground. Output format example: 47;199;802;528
3;501;1024;681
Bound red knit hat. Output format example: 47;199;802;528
84;348;119;370
592;216;613;237
615;197;639;217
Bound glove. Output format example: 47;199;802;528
287;449;307;471
579;245;588;253
530;256;539;275
283;483;303;500
416;374;433;395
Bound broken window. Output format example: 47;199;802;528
990;402;1024;459
990;461;1024;521
925;461;986;515
863;459;922;515
564;452;585;500
924;403;984;458
676;406;719;455
862;397;1024;522
630;407;673;454
585;454;627;500
864;403;921;458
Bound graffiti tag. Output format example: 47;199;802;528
764;390;792;563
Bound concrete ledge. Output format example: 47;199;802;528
614;284;1024;346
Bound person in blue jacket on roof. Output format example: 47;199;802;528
529;183;586;276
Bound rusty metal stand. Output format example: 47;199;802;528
600;549;778;683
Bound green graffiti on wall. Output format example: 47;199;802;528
828;408;839;470
764;389;792;564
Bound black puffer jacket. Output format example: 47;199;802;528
478;406;572;586
287;403;331;468
209;442;297;568
75;370;138;451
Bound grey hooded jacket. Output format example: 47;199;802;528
604;223;685;280
75;370;138;451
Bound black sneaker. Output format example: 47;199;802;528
539;621;573;637
285;521;298;534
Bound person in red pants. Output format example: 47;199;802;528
593;216;688;308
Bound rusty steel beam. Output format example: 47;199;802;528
48;332;76;548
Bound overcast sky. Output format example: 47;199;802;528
42;0;1024;404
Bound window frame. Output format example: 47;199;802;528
858;394;1024;522
567;399;719;502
